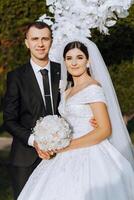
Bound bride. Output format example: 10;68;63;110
17;38;134;200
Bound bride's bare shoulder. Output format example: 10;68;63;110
65;87;72;95
88;79;101;87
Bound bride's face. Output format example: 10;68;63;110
64;48;89;77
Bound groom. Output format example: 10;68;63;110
3;21;61;200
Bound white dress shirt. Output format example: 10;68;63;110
28;59;54;146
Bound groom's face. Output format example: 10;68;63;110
25;26;52;63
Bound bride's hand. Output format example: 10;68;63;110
34;141;52;160
56;140;74;153
56;146;70;153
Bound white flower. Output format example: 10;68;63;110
33;115;72;151
49;6;55;13
106;20;117;27
46;0;55;6
37;14;53;26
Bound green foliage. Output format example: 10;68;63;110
0;0;48;112
91;5;134;116
109;60;134;115
0;0;48;67
92;5;134;66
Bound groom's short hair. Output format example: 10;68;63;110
25;21;52;38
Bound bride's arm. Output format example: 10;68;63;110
59;102;112;153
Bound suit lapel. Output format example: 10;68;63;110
50;62;60;114
24;62;46;112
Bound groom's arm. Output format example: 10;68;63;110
3;71;32;146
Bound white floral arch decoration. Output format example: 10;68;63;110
38;0;134;61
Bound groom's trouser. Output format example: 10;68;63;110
9;158;41;200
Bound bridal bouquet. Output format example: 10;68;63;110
33;115;72;151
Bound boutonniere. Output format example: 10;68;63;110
56;71;60;76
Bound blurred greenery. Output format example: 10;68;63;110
0;0;48;131
0;1;134;199
109;60;134;115
131;133;134;144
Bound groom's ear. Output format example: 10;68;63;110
25;39;29;49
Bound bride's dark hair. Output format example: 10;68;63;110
63;41;89;59
63;41;90;84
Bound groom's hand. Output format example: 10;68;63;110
39;150;57;159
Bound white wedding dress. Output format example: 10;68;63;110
18;85;134;200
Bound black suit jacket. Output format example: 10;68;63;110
3;61;61;167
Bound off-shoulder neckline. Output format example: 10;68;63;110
64;84;102;102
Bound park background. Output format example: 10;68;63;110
0;0;134;199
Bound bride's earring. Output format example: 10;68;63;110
86;61;91;69
86;63;89;68
86;60;90;68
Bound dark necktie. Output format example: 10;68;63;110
40;69;53;115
